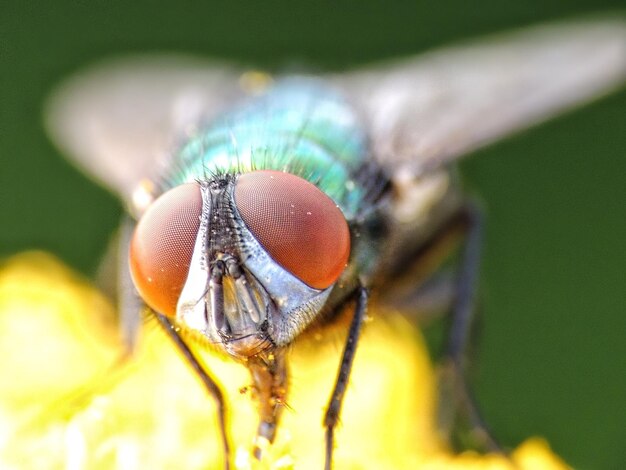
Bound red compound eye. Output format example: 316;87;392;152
234;170;350;290
129;183;202;316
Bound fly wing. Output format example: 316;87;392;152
44;55;243;207
331;17;626;176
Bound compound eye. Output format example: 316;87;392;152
129;183;202;316
234;170;350;290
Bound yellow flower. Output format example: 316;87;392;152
0;252;569;470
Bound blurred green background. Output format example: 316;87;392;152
2;1;625;469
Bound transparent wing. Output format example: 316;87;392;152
44;55;243;205
331;17;626;176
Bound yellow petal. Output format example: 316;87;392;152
512;438;571;470
0;252;122;408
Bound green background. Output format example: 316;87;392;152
2;2;625;469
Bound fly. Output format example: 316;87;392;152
44;17;626;470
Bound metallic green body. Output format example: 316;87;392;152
166;80;369;219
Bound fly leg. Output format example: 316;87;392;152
324;284;368;470
155;312;232;470
248;349;288;460
383;202;500;452
441;202;501;452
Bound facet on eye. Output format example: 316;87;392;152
129;183;202;316
234;170;350;290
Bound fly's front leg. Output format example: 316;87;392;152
247;349;288;460
155;312;232;470
324;284;368;470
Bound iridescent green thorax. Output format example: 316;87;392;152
166;79;369;219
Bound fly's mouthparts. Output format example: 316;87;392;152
207;255;269;357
